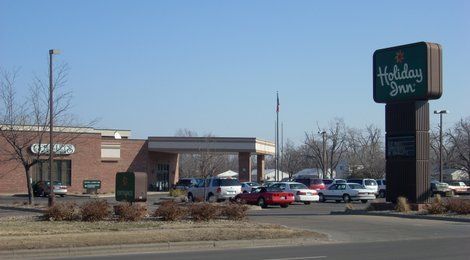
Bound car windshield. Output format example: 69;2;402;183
289;183;308;189
266;187;283;192
45;181;62;186
348;184;364;189
364;180;377;186
214;179;241;186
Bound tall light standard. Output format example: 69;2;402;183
434;110;449;183
48;49;60;207
319;131;327;179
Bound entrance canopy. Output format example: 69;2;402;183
147;137;275;155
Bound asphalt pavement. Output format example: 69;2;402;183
64;236;470;260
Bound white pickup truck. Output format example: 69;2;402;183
187;177;242;202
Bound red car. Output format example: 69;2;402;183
294;178;326;190
234;187;294;208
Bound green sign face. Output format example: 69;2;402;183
115;172;135;202
83;180;101;189
373;42;442;103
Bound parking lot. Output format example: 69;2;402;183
2;193;470;218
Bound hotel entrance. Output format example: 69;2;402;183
154;163;170;191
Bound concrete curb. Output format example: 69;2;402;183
0;237;327;259
333;210;470;223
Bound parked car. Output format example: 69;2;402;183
448;181;470;195
322;179;347;188
270;182;319;204
347;178;379;194
234;186;294;208
318;183;376;203
241;182;260;193
174;178;200;190
262;181;278;188
294;178;326;190
33;181;68;197
431;180;453;197
187;177;242;202
376;179;387;198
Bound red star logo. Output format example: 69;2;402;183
395;50;405;63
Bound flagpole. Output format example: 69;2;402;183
276;92;280;181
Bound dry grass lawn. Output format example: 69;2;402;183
0;217;325;250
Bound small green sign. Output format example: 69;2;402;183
83;180;101;189
116;172;135;202
373;42;442;103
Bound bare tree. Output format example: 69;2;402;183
346;125;385;179
304;119;348;178
447;118;470;179
280;139;305;177
0;65;94;205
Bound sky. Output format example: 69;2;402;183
1;1;469;144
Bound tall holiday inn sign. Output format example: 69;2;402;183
373;42;442;103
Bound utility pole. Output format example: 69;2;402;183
320;131;327;179
48;49;60;207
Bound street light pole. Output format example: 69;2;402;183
434;110;449;183
48;49;60;207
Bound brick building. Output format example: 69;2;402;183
0;127;274;194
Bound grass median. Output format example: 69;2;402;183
0;217;326;251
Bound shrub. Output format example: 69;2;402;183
395;196;411;213
445;199;470;215
154;201;188;221
189;203;220;221
221;203;249;220
426;195;447;214
80;199;111;222
169;189;187;197
44;202;80;221
114;203;148;221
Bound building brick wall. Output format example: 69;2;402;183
0;131;149;194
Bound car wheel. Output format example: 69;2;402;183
343;194;351;203
257;197;267;208
304;201;311;205
361;200;368;204
234;195;243;203
319;193;326;203
280;204;289;208
379;190;385;198
60;194;65;197
187;193;194;202
335;200;341;203
243;191;248;194
207;193;216;203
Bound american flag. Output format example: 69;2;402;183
276;92;280;112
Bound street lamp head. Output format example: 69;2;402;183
434;110;449;114
49;49;61;55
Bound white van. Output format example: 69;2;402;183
347;178;379;194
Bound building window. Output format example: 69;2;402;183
33;160;72;186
